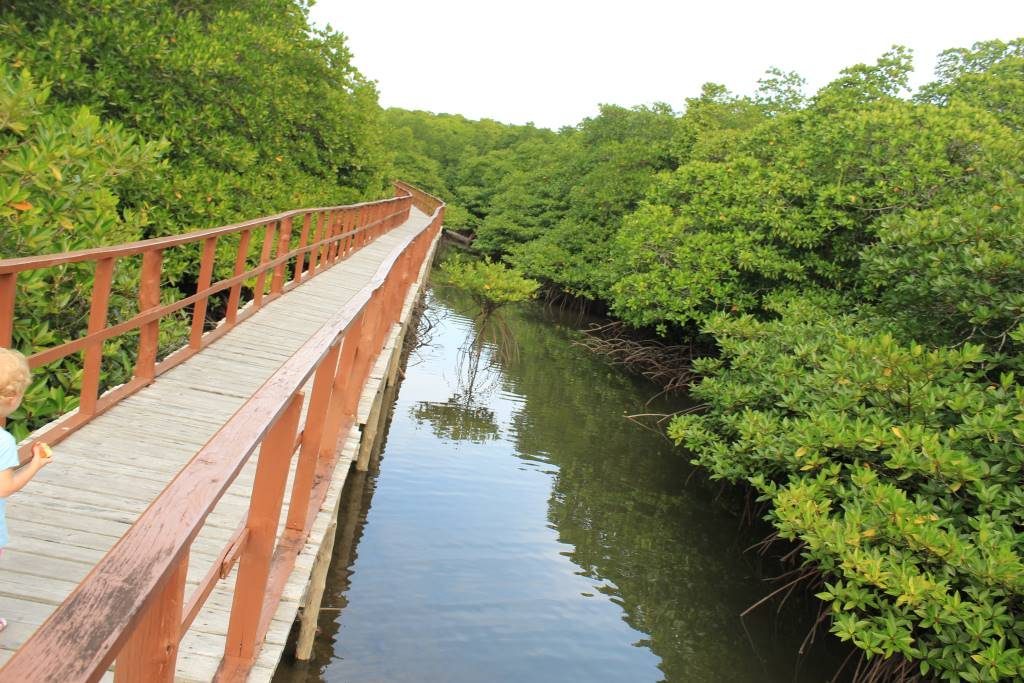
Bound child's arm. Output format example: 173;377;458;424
0;447;51;497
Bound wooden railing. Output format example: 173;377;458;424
0;185;417;462
393;179;445;215
0;182;444;681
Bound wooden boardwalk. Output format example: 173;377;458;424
0;206;437;681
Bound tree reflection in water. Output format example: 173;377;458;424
410;394;501;443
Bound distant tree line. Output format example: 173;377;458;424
388;41;1024;682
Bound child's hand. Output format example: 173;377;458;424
31;441;54;467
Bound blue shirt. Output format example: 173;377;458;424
0;427;19;547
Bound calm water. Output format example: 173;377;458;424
274;283;844;683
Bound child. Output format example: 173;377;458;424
0;348;52;633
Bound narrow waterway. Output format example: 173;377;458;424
274;283;845;682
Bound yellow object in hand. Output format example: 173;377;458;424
32;442;53;459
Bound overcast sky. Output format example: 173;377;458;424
308;0;1024;130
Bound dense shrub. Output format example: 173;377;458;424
669;294;1024;681
0;60;188;438
608;95;1018;331
437;256;539;315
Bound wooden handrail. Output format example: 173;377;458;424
0;185;445;682
1;189;416;461
393;180;445;215
0;196;411;273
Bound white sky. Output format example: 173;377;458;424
308;0;1024;130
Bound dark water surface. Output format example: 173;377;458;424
274;284;843;683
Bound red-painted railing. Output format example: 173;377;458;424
0;187;417;461
0;182;444;681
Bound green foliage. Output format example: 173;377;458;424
0;59;188;438
669;293;1024;681
382;108;552;234
2;0;387;283
609;82;1019;330
472;135;574;254
506;103;680;300
651;44;1024;680
437;256;539;315
917;39;1024;131
862;173;1024;351
0;1;390;435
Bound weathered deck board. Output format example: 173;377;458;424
0;207;436;680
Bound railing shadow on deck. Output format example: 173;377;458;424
0;181;444;681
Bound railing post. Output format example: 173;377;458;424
341;210;355;259
114;549;189;683
0;272;14;350
285;342;341;533
357;206;368;248
134;250;164;383
352;298;384;473
326;211;339;263
252;222;277;310
317;315;363;459
0;272;14;428
340;210;351;259
310;212;326;276
226;229;253;325
223;391;303;663
189;236;218;350
293;213;311;285
270;216;293;295
79;257;115;416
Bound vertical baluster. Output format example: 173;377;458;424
226;229;252;326
79;258;116;416
0;272;15;350
339;210;353;259
317;315;364;459
357;293;384;387
351;299;384;473
252;222;277;310
0;272;14;428
223;392;303;663
135;250;164;383
293;213;311;285
340;209;351;259
338;210;349;260
114;549;189;683
358;206;368;248
270;216;293;295
286;342;341;533
310;212;325;276
189;237;218;350
329;211;341;263
321;212;333;264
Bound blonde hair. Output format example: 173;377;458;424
0;348;31;400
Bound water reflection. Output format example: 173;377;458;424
273;283;846;683
410;395;501;443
